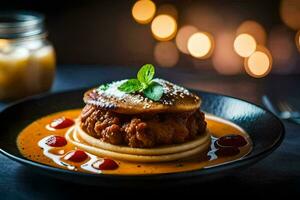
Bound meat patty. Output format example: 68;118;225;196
80;104;207;148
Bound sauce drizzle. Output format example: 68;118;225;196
50;117;74;129
64;150;88;162
215;134;248;148
96;159;119;170
17;109;252;175
38;135;75;170
45;136;67;147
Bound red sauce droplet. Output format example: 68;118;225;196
215;134;247;148
97;159;119;170
50;117;74;129
64;150;88;162
46;136;67;147
216;146;240;157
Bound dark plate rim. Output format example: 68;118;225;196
0;87;285;180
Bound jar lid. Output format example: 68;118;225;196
0;11;45;39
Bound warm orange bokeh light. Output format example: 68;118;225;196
175;25;198;54
212;32;243;75
0;39;9;49
236;20;267;45
296;30;300;52
244;46;272;78
132;0;156;24
187;32;214;59
234;33;257;57
280;0;300;30
157;4;178;20
151;15;177;41
154;41;179;67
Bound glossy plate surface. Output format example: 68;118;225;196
0;89;284;187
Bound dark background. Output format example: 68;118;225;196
1;1;300;198
2;0;297;71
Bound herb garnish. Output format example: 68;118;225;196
118;64;164;101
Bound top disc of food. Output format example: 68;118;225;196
84;79;201;114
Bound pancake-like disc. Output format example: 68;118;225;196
75;120;211;156
65;126;211;163
84;79;201;114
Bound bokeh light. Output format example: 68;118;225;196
187;32;214;59
212;32;243;75
0;39;9;50
244;46;272;78
157;4;178;20
151;14;177;41
154;41;179;67
234;33;257;57
280;0;300;30
175;25;198;54
236;20;267;45
296;30;300;52
132;0;156;24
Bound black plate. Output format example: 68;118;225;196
0;89;284;187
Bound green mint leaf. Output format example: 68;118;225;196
98;83;110;91
140;82;148;90
117;64;164;100
143;81;164;101
118;79;142;93
137;64;155;85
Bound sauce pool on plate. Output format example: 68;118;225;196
17;109;252;175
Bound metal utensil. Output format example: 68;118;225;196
278;101;300;119
262;95;300;124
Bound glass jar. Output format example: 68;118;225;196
0;11;56;100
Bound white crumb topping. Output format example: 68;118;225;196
98;80;127;98
96;79;196;109
154;78;192;96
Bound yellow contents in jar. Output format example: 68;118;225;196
0;40;56;100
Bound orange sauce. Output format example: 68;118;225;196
17;109;252;175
